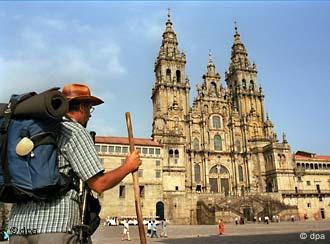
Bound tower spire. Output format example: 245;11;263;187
234;20;238;34
226;22;257;75
208;49;214;67
165;8;174;33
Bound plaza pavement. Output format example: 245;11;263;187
92;220;330;244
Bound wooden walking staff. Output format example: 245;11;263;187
125;112;147;244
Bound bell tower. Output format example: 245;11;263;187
151;9;190;143
151;10;191;221
225;23;267;141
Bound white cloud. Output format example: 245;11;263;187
38;17;66;30
0;19;124;102
127;12;163;42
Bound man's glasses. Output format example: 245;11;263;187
83;104;95;114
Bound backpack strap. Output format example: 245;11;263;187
30;132;57;148
0;97;20;185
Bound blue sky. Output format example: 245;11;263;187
0;1;329;155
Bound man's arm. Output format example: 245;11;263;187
87;150;141;193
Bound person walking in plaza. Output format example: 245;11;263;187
291;215;295;222
218;219;225;235
276;215;280;223
8;83;141;244
264;216;269;224
160;219;168;238
147;220;152;237
150;220;158;238
122;219;131;241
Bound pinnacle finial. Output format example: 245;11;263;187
234;20;238;34
282;132;288;143
208;49;213;63
167;8;171;22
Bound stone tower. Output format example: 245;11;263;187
151;10;191;222
224;24;295;193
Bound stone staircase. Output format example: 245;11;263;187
196;193;297;224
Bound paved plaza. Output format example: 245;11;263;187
92;220;330;244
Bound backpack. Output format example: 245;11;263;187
0;88;71;203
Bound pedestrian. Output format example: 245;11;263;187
122;219;131;241
253;216;257;223
291;215;295;222
150;220;158;238
264;216;269;224
235;217;239;225
276;215;280;223
160;219;168;238
147;220;152;237
8;83;141;244
258;216;262;223
218;219;225;235
272;215;276;222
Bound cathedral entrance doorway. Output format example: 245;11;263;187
209;165;230;196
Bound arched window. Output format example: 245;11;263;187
166;69;171;81
220;165;229;174
174;149;179;158
203;105;208;113
194;164;201;183
210;81;217;95
209;165;230;195
193;138;199;150
169;149;174;158
250;80;254;90
214;135;222;151
235;140;241;152
242;79;246;89
212;116;221;129
238;165;244;182
176;70;181;83
209;165;218;174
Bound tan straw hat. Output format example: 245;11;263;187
62;83;104;106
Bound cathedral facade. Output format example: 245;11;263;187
150;12;297;223
95;13;330;224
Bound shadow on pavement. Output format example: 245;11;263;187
156;231;329;244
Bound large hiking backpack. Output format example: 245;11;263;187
0;88;71;203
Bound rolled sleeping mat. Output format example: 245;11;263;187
0;88;68;120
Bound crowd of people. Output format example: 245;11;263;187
232;214;299;225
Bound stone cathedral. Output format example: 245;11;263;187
94;12;329;224
150;12;295;221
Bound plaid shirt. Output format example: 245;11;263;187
8;120;104;235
